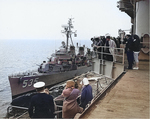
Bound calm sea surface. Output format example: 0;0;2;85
0;39;92;117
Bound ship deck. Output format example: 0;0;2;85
78;54;149;118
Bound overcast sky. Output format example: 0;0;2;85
0;0;131;40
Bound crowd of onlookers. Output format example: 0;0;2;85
28;77;93;118
91;34;141;69
91;35;119;61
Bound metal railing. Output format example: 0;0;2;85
92;46;125;64
7;103;63;118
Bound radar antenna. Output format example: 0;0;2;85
61;18;77;50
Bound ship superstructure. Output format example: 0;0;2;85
117;0;150;54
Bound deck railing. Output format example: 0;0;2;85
92;46;125;64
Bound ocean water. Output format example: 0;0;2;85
0;39;92;117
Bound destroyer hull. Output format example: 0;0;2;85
9;66;92;98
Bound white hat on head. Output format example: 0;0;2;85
80;78;89;85
34;82;45;88
105;33;111;37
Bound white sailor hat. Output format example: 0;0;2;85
80;78;89;85
33;82;45;88
105;33;111;37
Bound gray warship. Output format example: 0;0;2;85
8;18;92;99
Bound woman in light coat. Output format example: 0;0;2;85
56;80;83;118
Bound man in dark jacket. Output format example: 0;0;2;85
28;82;55;118
132;34;141;69
125;35;134;69
80;77;93;109
95;37;104;59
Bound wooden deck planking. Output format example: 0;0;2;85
81;61;149;119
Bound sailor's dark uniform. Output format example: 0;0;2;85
28;93;55;118
125;36;134;69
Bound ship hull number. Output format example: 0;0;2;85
22;78;39;88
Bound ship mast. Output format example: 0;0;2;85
61;18;77;50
